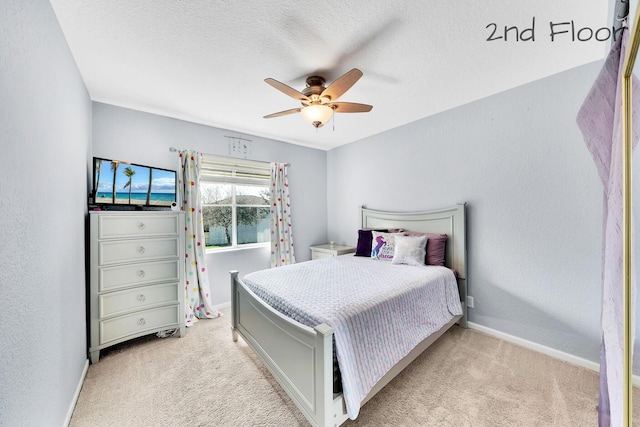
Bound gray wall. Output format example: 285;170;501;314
91;102;327;306
327;60;640;372
0;0;91;425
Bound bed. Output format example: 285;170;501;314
230;204;467;426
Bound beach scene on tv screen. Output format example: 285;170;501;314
94;159;176;206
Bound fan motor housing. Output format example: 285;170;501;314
303;76;326;97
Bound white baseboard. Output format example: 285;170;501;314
63;359;89;427
467;322;640;387
215;301;231;312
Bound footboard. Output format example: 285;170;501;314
230;271;348;427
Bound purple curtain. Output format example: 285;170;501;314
178;150;221;326
576;28;638;426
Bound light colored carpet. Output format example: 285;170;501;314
70;309;640;426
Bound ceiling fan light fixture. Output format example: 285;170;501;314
300;104;334;128
264;69;370;129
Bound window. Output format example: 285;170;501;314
200;156;270;250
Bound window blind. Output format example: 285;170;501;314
200;155;270;185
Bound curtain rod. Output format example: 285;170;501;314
168;147;290;166
224;135;252;142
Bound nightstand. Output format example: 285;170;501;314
310;243;356;260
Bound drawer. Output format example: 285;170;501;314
100;305;180;345
312;251;335;260
99;260;180;292
98;237;179;265
99;282;180;318
98;214;179;239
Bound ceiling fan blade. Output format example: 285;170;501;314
264;78;309;102
330;102;373;113
321;68;363;101
263;108;302;119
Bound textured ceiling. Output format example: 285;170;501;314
49;0;612;150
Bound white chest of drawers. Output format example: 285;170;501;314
89;211;186;363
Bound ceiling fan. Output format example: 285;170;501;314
263;68;373;129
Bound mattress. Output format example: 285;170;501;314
242;255;462;419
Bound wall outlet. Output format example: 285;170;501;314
467;296;474;308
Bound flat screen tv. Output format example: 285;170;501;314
90;157;177;209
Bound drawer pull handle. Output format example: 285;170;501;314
137;269;146;278
138;246;146;254
137;294;146;302
138;222;146;230
137;318;146;326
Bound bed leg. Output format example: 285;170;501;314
458;277;469;329
458;314;468;329
230;270;239;342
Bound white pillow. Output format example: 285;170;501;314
392;235;427;266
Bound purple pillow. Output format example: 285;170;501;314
405;232;448;266
355;229;387;257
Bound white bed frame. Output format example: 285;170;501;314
230;204;467;427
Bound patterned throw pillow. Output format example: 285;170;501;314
391;235;427;266
371;231;403;261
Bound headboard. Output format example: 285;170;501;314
360;204;468;324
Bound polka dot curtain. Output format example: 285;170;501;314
178;150;221;326
270;162;295;267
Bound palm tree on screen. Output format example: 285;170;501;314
123;167;136;204
110;161;120;203
94;159;102;201
145;168;153;205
